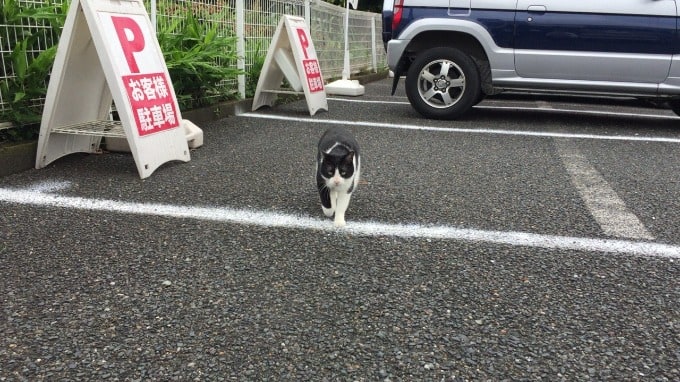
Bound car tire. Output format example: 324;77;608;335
405;47;481;120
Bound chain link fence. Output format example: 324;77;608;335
0;0;385;126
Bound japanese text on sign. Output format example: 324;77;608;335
122;72;179;136
303;59;324;93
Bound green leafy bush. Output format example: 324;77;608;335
0;0;66;142
246;43;265;98
156;6;243;110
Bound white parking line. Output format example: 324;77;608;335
326;97;680;120
240;113;680;143
535;100;553;110
327;97;409;105
243;106;671;242
1;184;679;259
554;140;654;240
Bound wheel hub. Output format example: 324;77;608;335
434;77;449;90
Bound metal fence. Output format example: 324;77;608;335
0;0;385;125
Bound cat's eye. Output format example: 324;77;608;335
339;170;347;176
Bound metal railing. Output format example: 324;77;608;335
0;0;385;124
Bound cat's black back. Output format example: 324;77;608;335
317;127;360;165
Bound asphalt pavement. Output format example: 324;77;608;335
1;78;679;381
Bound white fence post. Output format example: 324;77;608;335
150;0;157;32
305;0;311;26
371;15;377;73
236;0;246;99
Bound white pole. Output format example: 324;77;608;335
236;0;245;98
305;0;311;27
150;0;156;33
371;15;377;72
342;0;351;80
325;0;364;96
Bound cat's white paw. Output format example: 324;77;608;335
322;206;334;217
333;218;346;228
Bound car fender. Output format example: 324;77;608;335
387;17;514;75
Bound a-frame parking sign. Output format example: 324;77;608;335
36;0;190;178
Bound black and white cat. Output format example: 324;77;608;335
316;127;361;227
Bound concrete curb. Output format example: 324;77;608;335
0;140;38;177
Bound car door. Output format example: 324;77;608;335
449;0;471;16
514;0;677;83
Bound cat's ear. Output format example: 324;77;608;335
344;151;355;163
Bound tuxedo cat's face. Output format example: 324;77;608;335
320;151;355;189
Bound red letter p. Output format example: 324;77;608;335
111;16;145;73
296;28;310;60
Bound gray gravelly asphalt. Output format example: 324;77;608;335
2;209;678;381
1;78;679;380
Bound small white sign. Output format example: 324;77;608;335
252;15;328;116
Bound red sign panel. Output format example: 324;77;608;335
294;27;324;93
303;59;324;93
122;72;179;136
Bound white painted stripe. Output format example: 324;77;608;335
241;113;680;143
1;185;678;258
26;180;73;193
477;105;679;121
554;140;654;240
535;100;553;109
326;97;680;120
327;97;409;105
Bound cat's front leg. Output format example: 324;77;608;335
333;192;352;227
322;206;334;217
318;176;335;217
326;190;338;218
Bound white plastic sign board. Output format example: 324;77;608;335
36;0;189;179
252;15;328;116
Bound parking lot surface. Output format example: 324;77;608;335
1;78;679;380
